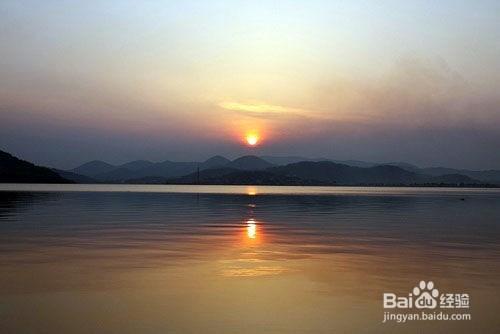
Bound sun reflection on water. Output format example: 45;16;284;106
246;219;257;239
246;186;257;196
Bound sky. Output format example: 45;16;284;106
1;0;499;169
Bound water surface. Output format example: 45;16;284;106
1;185;499;333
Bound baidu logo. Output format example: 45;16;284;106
413;280;439;309
382;280;471;323
384;280;439;309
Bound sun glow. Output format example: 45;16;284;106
246;220;257;239
245;133;259;146
246;186;257;196
240;218;263;245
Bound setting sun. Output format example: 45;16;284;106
246;134;259;146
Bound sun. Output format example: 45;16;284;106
245;134;259;146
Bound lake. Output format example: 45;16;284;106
1;184;499;333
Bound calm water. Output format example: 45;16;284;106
1;184;499;333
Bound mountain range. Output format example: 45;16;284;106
62;154;499;186
167;160;483;186
1;149;499;186
63;154;500;185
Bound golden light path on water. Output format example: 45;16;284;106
1;186;500;333
246;219;257;239
246;186;258;196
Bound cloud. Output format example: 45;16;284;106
219;101;309;120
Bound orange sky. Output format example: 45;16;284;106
1;1;500;169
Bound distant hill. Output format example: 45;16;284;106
270;161;422;185
68;155;273;182
418;167;500;184
93;167;138;182
381;162;421;173
52;169;97;183
260;155;319;165
119;160;155;171
367;164;500;184
168;168;319;185
66;154;497;186
271;162;485;186
126;176;169;184
292;159;500;184
168;167;240;184
332;159;377;168
0;150;70;183
226;155;274;170
1;147;495;186
71;160;116;177
72;159;199;182
261;155;377;168
428;174;478;184
134;161;199;179
166;161;486;186
308;159;500;184
200;155;231;169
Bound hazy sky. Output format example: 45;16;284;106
1;0;499;169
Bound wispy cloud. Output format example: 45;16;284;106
219;101;308;120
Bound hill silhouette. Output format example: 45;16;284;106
167;161;484;186
269;161;420;185
0;150;70;183
201;155;231;169
62;154;496;186
225;155;274;170
69;155;274;182
0;151;484;186
71;160;116;176
2;150;493;186
51;168;97;183
119;160;155;171
168;168;319;185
